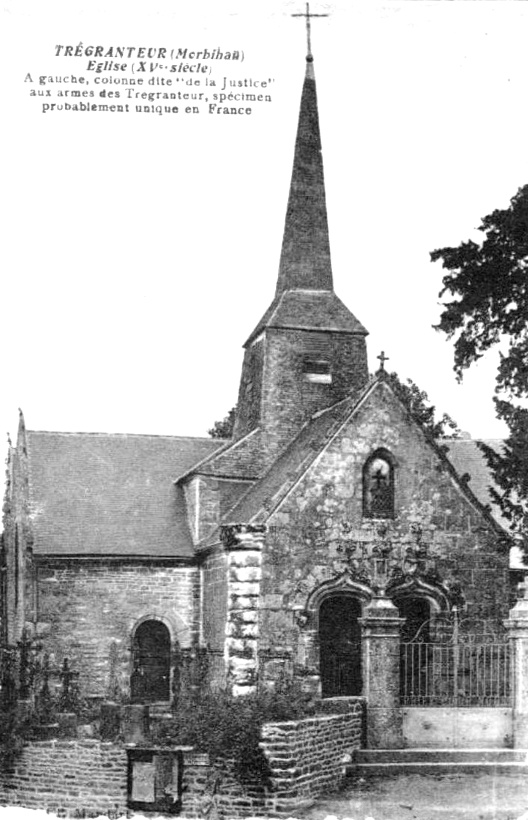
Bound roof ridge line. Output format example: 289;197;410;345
173;427;260;484
27;430;223;441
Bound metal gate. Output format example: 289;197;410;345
400;611;511;707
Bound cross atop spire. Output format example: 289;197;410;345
292;2;329;62
242;10;368;346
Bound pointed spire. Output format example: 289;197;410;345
234;29;369;448
275;53;333;295
243;45;368;346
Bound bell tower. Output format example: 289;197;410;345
233;19;369;463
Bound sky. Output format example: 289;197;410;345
3;0;528;455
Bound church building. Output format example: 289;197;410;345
1;46;513;739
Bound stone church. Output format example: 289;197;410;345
1;50;515;743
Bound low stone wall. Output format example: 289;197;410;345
0;701;364;818
0;739;128;817
183;753;268;818
182;699;364;817
261;698;365;814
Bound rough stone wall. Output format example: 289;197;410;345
233;336;264;439
223;526;264;695
259;329;368;465
35;559;200;697
258;380;510;686
0;740;127;817
182;704;363;817
183;753;267;818
261;700;364;813
0;709;362;818
201;549;228;688
184;477;252;545
234;326;368;461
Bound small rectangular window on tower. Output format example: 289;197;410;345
303;359;332;384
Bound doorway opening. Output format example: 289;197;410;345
319;595;362;698
131;620;171;703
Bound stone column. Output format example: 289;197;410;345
360;595;404;749
220;523;266;696
505;580;528;748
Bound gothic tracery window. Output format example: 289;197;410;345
363;449;395;519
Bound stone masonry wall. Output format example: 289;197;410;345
182;702;364;817
0;740;127;817
201;549;228;688
183;753;268;818
261;700;364;813
258;380;510;687
35;560;200;697
0;708;363;818
260;329;368;467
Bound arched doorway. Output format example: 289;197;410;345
319;595;362;698
396;597;431;704
131;620;171;703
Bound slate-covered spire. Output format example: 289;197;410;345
275;55;333;295
234;47;369;454
245;51;367;346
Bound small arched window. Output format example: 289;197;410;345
363;449;395;519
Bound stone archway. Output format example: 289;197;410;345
319;594;363;698
397;596;431;642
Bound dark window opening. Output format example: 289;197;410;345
303;358;332;384
363;449;395;519
131;620;171;703
319;595;362;697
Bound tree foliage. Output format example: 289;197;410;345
387;372;461;439
208;407;236;439
431;185;528;551
158;682;313;785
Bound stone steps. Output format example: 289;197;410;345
348;748;528;777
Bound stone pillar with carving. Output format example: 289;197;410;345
220;523;266;696
505;578;528;748
360;595;404;749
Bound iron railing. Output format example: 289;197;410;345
400;611;511;707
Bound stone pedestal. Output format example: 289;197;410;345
360;595;404;749
100;701;122;740
122;703;150;744
57;711;78;738
221;523;266;696
505;582;528;748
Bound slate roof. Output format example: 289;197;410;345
245;290;367;346
274;57;333;296
25;431;223;558
175;428;262;481
442;438;508;529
